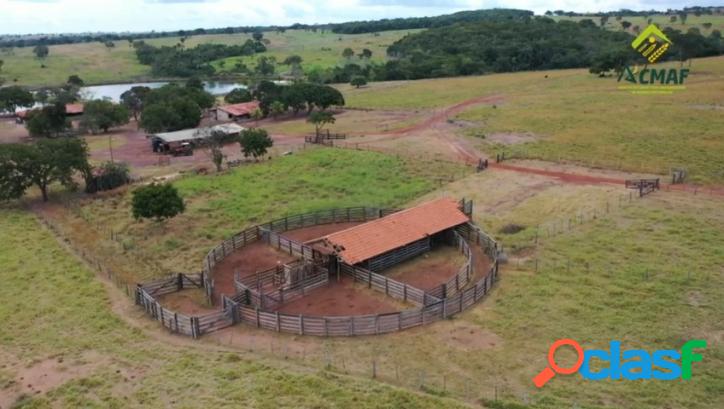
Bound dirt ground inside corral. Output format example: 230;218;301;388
280;222;361;243
273;275;408;316
210;223;363;303
156;288;217;315
382;245;466;291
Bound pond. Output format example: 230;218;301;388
81;80;247;102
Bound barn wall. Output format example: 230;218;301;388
365;237;431;272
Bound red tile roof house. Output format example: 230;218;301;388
311;198;470;272
15;103;84;122
214;101;260;122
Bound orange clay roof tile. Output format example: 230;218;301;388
324;198;469;265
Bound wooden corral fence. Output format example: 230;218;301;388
135;273;233;338
137;204;500;338
625;178;660;197
305;130;347;146
427;231;473;299
226;220;499;337
201;207;398;303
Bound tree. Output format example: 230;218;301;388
252;31;264;41
224;88;252;103
0;86;34;113
678;12;688;25
599;16;609;27
350;76;367;88
139;84;211;132
33;44;49;59
120;86;151;122
342;48;354;59
621;21;632;30
359;48;373;59
132;183;185;222
197;129;228;172
283;55;303;66
186;77;204;90
239;128;273;159
0;138;90;202
26;103;70;137
269;101;286;118
80;100;129;133
307;110;335;137
702;22;713;30
67;75;85;87
255;56;276;75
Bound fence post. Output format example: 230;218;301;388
177;273;183;290
256;307;261;328
299;315;304;335
276;312;281;332
442;299;447;318
368;270;372;289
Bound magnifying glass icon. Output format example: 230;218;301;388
533;339;584;388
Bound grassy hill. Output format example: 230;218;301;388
554;13;724;33
0;29;415;87
338;56;724;183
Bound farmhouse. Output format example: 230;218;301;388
15;103;84;122
214;101;260;121
316;198;470;271
150;123;244;153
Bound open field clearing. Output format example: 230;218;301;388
554;14;724;33
0;207;470;408
28;142;724;408
0;29;414;87
40;148;466;281
0;42;151;87
338;56;724;183
206;29;419;75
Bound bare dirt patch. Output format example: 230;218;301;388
383;245;466;290
274;275;408;316
486;132;539;145
281;222;361;243
156;288;217;315
211;241;298;302
0;351;124;408
211;223;363;303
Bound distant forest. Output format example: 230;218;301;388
328;9;533;34
373;18;723;80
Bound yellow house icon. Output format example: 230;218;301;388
632;24;673;63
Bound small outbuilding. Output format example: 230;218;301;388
150;123;244;153
214;101;260;122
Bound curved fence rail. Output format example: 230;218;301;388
136;205;499;338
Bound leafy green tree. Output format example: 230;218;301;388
85;161;130;193
360;48;372;59
26;103;71;137
350;76;367;88
252;31;264;41
255;56;276;75
120;86;151;121
239;128;273;159
132;184;185;222
599;16;609;27
0;138;90;201
621;21;632;30
224;88;252;103
33;44;49;59
0;86;34;113
186;77;204;90
66;75;85;87
307;111;335;136
342;48;354;59
80;100;130;133
269;100;286;118
140;84;212;132
283;55;303;65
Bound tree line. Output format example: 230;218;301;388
133;38;266;77
328;9;533;34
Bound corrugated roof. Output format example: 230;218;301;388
152;123;244;143
324;198;469;265
218;101;260;117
